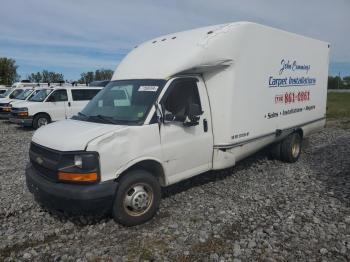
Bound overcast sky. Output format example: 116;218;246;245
0;0;349;80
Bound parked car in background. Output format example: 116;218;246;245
89;80;110;87
0;87;25;100
0;87;34;118
0;87;44;119
10;85;102;129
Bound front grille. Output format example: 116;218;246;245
31;162;57;182
30;143;61;182
30;143;61;162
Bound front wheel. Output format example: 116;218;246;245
112;170;161;226
33;114;50;129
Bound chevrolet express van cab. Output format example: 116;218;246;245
10;85;101;129
26;22;329;226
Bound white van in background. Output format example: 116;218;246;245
0;86;39;119
0;86;45;119
0;87;26;100
10;85;102;129
25;22;329;225
0;81;41;99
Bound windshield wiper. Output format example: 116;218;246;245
89;114;119;124
72;112;89;121
75;113;139;125
77;112;88;118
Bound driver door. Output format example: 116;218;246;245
160;78;213;183
45;89;68;121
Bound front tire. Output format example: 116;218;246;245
112;170;161;226
33;114;50;129
280;133;302;163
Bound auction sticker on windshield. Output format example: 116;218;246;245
138;86;158;92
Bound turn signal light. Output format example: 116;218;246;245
3;107;11;112
58;171;98;182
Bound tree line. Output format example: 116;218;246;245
78;69;114;84
28;70;64;83
328;76;350;89
1;57;350;89
0;57;113;85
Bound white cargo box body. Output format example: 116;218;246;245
114;22;329;148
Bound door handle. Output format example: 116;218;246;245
203;119;208;132
68;102;71;107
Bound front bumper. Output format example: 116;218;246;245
26;163;118;214
9;116;33;126
0;112;10;119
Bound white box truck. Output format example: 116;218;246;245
26;22;329;226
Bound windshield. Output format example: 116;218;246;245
27;90;41;100
29;89;53;102
74;79;166;125
9;89;24;99
15;89;34;100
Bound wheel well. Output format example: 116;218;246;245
118;160;166;187
34;112;51;121
294;128;303;138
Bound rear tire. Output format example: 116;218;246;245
33;114;50;129
280;133;302;163
112;169;161;226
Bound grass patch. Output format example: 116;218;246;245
327;92;350;119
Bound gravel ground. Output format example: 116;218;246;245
0;119;350;261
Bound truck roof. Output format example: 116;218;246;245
113;22;329;80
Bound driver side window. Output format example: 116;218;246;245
162;78;201;122
47;89;68;102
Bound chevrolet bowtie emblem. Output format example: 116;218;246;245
36;156;44;165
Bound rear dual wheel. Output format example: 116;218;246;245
270;132;302;163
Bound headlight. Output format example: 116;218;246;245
16;107;29;117
74;155;83;168
57;152;100;183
